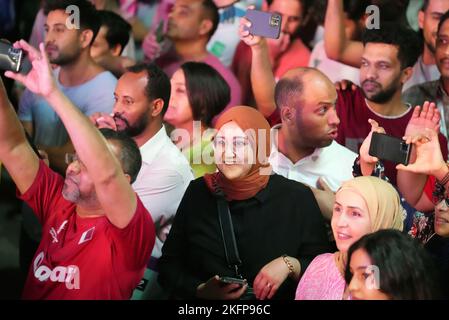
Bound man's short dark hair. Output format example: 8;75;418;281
437;10;449;34
99;128;142;184
126;63;171;115
274;69;316;110
44;0;100;46
181;62;230;127
275;77;304;110
97;10;131;55
200;0;219;40
362;22;423;69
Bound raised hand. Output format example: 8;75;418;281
396;128;446;177
239;7;264;47
4;41;57;98
405;102;440;138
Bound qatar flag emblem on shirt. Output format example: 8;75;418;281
78;227;95;245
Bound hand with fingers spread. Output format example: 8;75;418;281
196;275;247;300
89;112;117;130
4;40;57;98
359;119;385;175
404;102;441;165
253;256;296;300
405;102;440;137
396;128;446;178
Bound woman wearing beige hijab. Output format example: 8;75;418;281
295;176;404;300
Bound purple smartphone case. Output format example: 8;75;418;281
245;9;282;39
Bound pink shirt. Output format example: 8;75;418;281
19;161;155;300
295;253;346;300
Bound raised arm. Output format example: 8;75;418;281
397;103;441;211
0;77;40;194
6;40;136;229
324;0;363;67
239;17;277;118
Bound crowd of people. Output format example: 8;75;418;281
0;0;449;300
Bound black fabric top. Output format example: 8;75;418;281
158;174;332;299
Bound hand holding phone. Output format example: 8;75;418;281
0;40;31;75
244;9;282;39
218;276;247;286
369;132;412;165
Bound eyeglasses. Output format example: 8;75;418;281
213;136;250;152
65;153;82;166
432;192;449;207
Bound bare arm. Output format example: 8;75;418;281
0;77;40;194
240;17;277;118
324;0;363;67
20;120;33;137
6;41;136;229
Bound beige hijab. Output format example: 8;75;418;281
338;176;404;233
335;176;404;277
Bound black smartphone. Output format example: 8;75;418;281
244;9;282;39
368;132;412;165
218;276;247;286
0;40;31;75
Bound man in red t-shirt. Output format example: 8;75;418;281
1;40;155;299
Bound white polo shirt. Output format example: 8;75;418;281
269;125;357;192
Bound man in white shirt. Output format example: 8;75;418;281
91;63;194;298
270;67;357;193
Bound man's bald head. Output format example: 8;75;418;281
275;67;336;111
275;67;340;150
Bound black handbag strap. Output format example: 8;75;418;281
216;194;243;277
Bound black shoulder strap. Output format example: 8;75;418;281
216;194;242;277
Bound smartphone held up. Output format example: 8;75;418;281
369;132;412;166
0;40;31;75
244;9;282;39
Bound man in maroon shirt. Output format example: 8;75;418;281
335;22;435;185
1;40;155;299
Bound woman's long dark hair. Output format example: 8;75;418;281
345;229;443;300
181;62;230;127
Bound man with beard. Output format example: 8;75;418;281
404;10;449;147
17;0;117;278
142;0;241;118
335;22;422;185
18;0;117;172
403;0;449;91
323;0;449;92
1;41;154;299
90;63;194;299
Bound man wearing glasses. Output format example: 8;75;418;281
1;40;155;299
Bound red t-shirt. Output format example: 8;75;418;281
336;87;448;186
18;161;155;300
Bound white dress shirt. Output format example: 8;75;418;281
132;125;194;258
269;125;357;192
